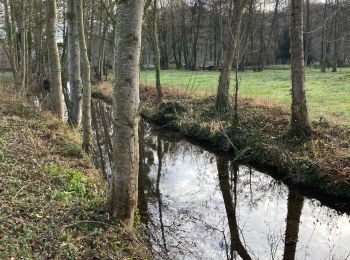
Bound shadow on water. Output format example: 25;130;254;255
92;100;350;260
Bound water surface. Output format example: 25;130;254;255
92;101;350;260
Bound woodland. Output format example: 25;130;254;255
0;0;349;259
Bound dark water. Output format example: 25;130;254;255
92;101;350;260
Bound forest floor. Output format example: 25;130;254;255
93;80;350;200
0;86;149;259
140;68;350;126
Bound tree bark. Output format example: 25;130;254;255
153;0;163;106
332;0;338;72
304;0;311;66
67;0;82;126
257;8;266;71
20;1;27;92
215;0;246;113
75;0;92;153
47;0;64;121
190;0;202;71
289;0;312;137
109;0;144;228
3;0;18;82
320;0;327;73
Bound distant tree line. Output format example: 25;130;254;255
142;0;350;71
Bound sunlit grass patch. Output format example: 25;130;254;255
140;68;350;125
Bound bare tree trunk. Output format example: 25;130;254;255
304;0;311;66
320;0;327;73
263;0;280;68
25;1;33;89
216;0;246;113
170;0;181;69
75;0;92;153
67;0;82;126
289;0;312;137
190;0;202;71
332;0;338;72
216;47;234;113
20;1;27;92
233;60;239;123
257;8;266;71
47;0;64;121
109;0;145;227
153;0;163;106
3;0;18;82
97;23;108;81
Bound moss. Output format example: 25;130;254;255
155;100;187;124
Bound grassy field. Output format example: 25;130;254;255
140;68;350;125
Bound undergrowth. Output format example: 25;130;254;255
0;89;149;259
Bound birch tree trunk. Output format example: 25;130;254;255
75;0;92;152
47;0;64;121
289;0;312;137
67;0;82;126
109;0;145;227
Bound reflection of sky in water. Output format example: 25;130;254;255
143;138;350;260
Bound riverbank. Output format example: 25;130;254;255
93;83;350;200
0;87;149;259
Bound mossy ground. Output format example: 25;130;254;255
0;87;149;259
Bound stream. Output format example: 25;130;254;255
91;100;350;260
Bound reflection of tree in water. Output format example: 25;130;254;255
138;129;218;259
237;166;288;211
91;105;350;259
156;134;168;255
91;100;114;181
138;123;154;225
217;157;252;260
282;190;304;260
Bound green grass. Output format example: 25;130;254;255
140;68;350;125
0;72;13;79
